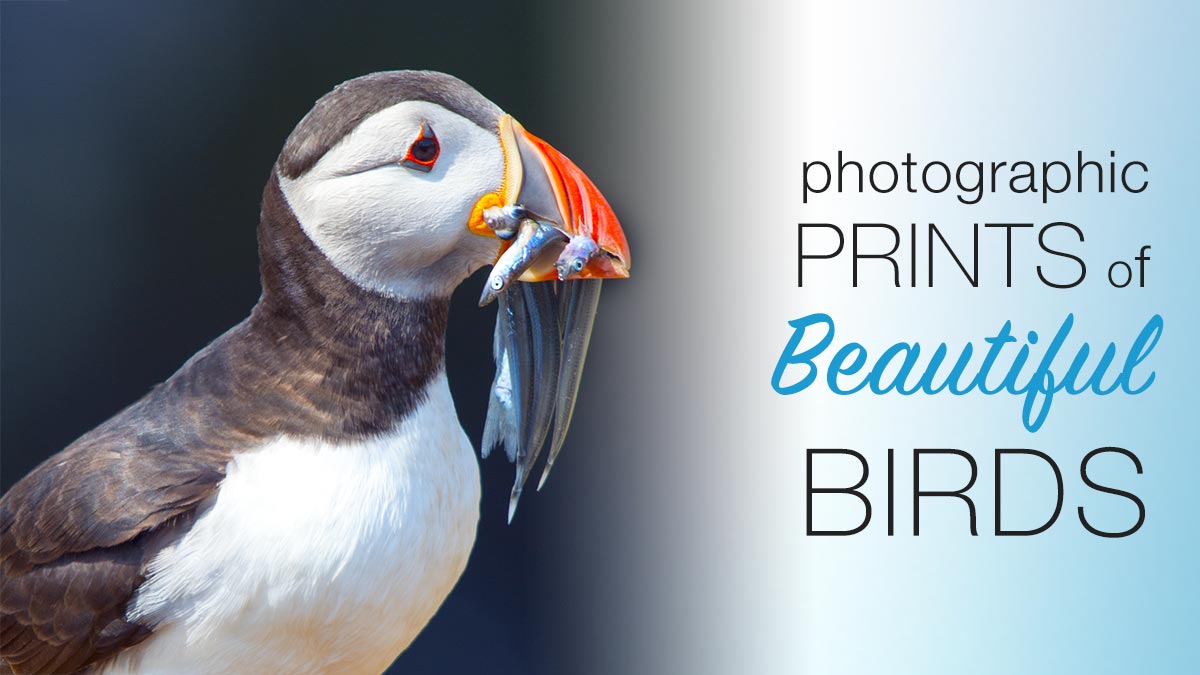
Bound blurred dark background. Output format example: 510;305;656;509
1;1;628;672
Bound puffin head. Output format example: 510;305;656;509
274;70;629;299
266;71;630;515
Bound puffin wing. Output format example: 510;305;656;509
1;407;230;674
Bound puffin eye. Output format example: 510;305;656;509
400;123;439;172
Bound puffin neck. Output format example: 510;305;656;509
227;172;451;438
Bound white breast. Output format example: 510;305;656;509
101;372;481;675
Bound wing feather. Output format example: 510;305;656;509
1;395;229;674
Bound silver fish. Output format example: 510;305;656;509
479;219;567;307
539;278;602;489
555;234;601;281
479;224;609;519
481;204;527;240
507;281;562;522
481;295;520;462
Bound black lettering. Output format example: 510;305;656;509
808;449;871;536
914;449;978;536
995;449;1064;536
1078;447;1145;538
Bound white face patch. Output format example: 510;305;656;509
279;101;504;299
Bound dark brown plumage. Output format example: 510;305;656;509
1;171;450;675
1;69;507;674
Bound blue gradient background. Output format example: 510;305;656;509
785;4;1197;672
575;1;1199;673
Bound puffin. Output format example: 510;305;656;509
0;70;630;674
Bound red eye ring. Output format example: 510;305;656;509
400;123;439;172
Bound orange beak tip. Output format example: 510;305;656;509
503;117;632;281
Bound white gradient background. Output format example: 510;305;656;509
552;1;1198;673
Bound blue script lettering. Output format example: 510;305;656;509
771;313;1163;432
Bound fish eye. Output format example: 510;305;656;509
400;123;439;172
572;259;585;271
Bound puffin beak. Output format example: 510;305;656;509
472;115;631;521
470;115;631;287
